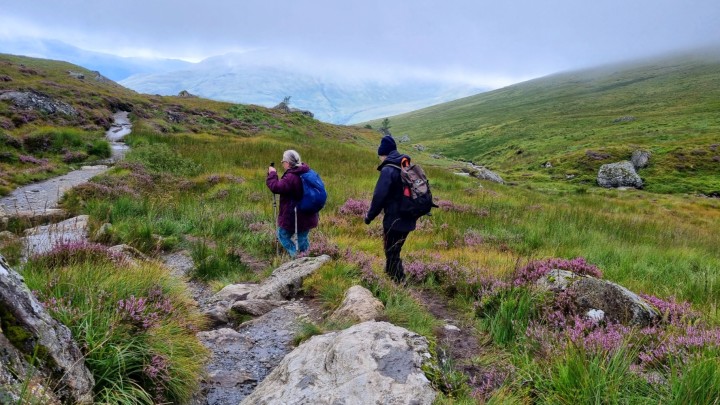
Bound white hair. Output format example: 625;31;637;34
283;150;301;167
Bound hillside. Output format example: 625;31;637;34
368;49;720;195
2;53;719;404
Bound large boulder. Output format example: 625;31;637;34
328;285;385;323
567;278;659;326
535;269;660;326
240;321;436;405
0;255;94;403
597;161;643;188
631;150;651;169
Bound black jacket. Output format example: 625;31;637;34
366;150;417;232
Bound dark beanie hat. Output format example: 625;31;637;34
377;135;397;156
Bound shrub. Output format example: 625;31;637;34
87;139;111;157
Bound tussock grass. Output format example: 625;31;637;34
21;247;208;404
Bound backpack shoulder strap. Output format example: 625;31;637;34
385;164;402;170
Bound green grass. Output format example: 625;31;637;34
21;247;208;404
366;52;720;195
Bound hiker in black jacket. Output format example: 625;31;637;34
364;135;417;282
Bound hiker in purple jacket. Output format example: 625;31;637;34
364;135;417;282
267;150;319;257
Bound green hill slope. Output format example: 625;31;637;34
368;50;720;194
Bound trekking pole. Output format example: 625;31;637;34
294;206;299;253
270;162;279;256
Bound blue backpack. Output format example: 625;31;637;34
297;169;327;213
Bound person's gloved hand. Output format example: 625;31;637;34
364;216;371;225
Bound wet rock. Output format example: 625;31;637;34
240;321;436;405
0;166;109;216
197;302;319;404
597;161;643;189
328;285;384;323
631;150;651;169
248;255;331;301
0;255;94;403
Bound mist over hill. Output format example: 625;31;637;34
119;52;486;124
0;37;192;81
0;39;487;125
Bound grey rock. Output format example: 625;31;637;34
0;255;94;403
248;255;331;301
631;150;651;169
231;299;287;317
22;215;89;257
567;277;660;326
198;302;319;404
211;283;256;304
0;90;77;116
535;269;582;292
468;164;505;184
67;71;85;80
535;270;660;327
240;321;436;405
328;285;384;323
597;161;643;189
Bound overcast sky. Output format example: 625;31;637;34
1;0;719;88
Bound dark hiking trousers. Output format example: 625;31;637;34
383;229;409;282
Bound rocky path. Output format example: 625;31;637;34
161;251;324;405
0;166;108;217
409;288;490;394
0;111;130;218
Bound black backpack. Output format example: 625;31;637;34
388;157;438;219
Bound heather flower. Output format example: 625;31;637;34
18;154;48;165
338;198;369;216
469;366;511;401
116;285;176;330
640;294;698;325
513;257;602;286
464;229;484;247
62;151;87;163
306;233;341;258
30;241;126;268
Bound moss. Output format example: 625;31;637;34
0;305;33;352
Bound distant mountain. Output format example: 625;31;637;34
119;52;486;124
0;38;192;81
